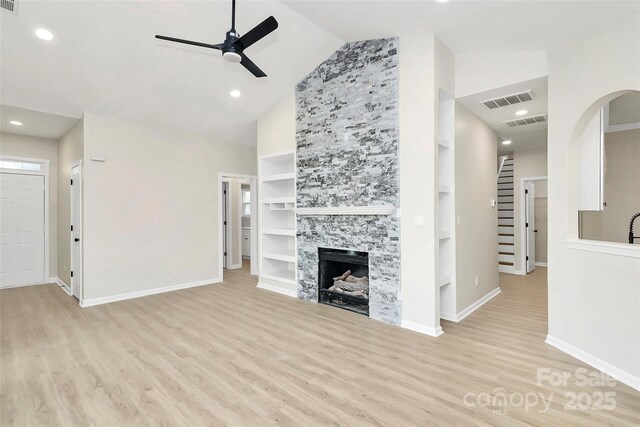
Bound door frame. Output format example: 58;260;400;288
70;160;83;302
217;173;258;279
519;176;547;274
222;181;231;269
0;155;50;285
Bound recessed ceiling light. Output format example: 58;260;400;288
515;110;528;116
9;120;23;126
35;28;54;41
502;139;512;145
230;90;241;98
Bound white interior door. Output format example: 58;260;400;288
71;164;82;299
0;173;45;287
525;181;536;273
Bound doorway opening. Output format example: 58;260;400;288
218;173;257;280
521;177;548;273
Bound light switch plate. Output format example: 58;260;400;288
414;215;424;227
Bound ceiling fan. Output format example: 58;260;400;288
155;0;278;78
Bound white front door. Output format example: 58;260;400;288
71;165;82;299
0;173;45;287
525;181;536;273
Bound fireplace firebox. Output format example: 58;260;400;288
318;248;369;316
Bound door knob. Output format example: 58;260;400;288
74;238;80;242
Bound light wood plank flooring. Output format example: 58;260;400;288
1;265;639;426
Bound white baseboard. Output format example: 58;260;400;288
535;262;548;267
1;280;49;289
401;320;444;337
498;265;515;274
228;263;242;270
49;276;72;295
80;277;222;308
545;335;640;392
441;287;501;323
256;282;297;298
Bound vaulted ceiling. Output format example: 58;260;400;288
0;1;343;145
2;1;638;146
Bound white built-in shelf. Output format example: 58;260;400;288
440;275;453;287
261;270;296;285
438;90;456;321
259;150;297;293
262;197;295;204
438;185;452;194
262;250;296;263
439;230;452;240
438;138;451;149
269;202;295;211
263;228;296;236
261;172;295;182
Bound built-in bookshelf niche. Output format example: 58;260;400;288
258;150;297;294
437;89;456;321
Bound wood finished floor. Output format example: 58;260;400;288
1;264;639;426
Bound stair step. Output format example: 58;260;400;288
499;233;514;237
499;261;514;266
499;242;514;245
499;251;515;255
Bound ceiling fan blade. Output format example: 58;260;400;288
155;35;223;50
240;55;267;78
233;16;278;50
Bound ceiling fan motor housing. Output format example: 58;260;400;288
222;31;243;62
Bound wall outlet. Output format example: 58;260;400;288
457;215;461;225
475;276;479;286
63;264;66;272
397;290;402;301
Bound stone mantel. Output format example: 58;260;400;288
296;206;396;216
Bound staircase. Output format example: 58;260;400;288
497;156;515;271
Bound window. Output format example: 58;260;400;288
0;160;42;172
242;189;251;216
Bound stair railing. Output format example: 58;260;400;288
497;156;508;181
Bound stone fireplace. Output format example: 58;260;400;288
295;37;400;325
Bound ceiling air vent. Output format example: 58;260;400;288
1;0;17;13
504;115;547;127
481;90;534;110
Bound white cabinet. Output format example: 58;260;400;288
242;229;251;257
578;109;605;211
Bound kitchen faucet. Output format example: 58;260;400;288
629;212;640;244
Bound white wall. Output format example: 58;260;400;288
399;34;439;335
57;121;84;286
0;132;59;278
547;13;640;389
257;93;296;157
81;113;256;301
455;50;548;98
513;146;548;272
454;104;499;312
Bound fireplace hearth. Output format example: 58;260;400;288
318;248;369;316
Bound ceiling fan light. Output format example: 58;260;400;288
223;51;242;63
